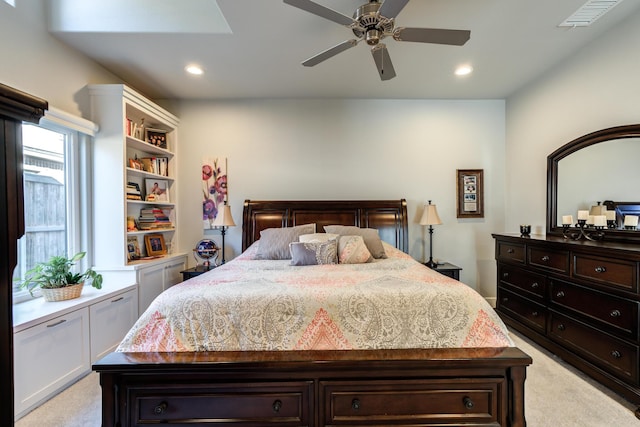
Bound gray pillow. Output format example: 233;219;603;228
289;240;338;266
254;223;316;260
323;225;386;259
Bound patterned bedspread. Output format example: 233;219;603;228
118;243;513;352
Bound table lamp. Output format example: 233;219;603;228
419;200;442;268
212;201;236;264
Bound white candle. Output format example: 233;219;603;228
624;215;639;227
605;210;616;221
587;215;595;225
577;210;589;221
562;215;573;225
594;215;607;227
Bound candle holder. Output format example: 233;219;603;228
563;220;605;241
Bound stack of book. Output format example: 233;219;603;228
126;183;142;200
138;207;173;230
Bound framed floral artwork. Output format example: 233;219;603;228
202;157;228;229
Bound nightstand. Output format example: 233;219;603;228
428;262;462;280
180;265;215;281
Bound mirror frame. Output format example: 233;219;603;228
547;124;640;244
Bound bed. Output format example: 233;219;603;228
93;199;531;426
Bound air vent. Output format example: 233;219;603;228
558;0;624;27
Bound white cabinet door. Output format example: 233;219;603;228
137;264;165;315
14;307;90;418
137;255;186;314
90;288;138;362
164;257;186;289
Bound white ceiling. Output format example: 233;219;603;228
47;0;640;100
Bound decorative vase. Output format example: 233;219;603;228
40;282;84;302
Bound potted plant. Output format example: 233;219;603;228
17;252;103;302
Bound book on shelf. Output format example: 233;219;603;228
139;156;169;177
138;207;173;230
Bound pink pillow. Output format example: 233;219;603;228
337;235;372;264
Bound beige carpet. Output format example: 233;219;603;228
15;331;640;426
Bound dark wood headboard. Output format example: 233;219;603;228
242;199;408;252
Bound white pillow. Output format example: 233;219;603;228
299;233;339;243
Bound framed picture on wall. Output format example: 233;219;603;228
456;169;484;218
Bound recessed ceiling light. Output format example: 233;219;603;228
185;65;204;75
455;65;473;76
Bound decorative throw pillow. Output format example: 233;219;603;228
337;235;372;264
254;223;316;260
298;233;339;243
289;240;338;266
323;225;386;259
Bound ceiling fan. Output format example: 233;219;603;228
283;0;470;81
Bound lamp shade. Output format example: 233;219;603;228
419;201;442;226
212;203;236;227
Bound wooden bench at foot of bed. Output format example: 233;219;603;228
94;347;531;426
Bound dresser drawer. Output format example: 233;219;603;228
496;241;525;264
497;287;546;334
550;280;638;339
573;254;638;293
130;382;312;426
320;378;504;426
549;311;638;383
528;246;569;274
498;264;546;300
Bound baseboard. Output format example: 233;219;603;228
485;296;496;308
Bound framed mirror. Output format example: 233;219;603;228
547;124;640;243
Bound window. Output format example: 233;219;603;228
12;108;96;303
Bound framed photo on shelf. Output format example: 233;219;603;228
127;236;141;261
145;128;168;149
456;169;484;218
144;234;167;257
145;179;169;202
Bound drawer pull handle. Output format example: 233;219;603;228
111;296;124;303
46;319;67;328
610;309;621;318
611;350;622;359
531;282;539;289
272;399;282;413
502;272;509;278
556;291;565;298
502;297;509;304
463;396;474;409
541;255;550;262
531;311;539;317
557;324;565;331
154;402;168;415
595;266;607;273
507;248;515;254
351;398;361;411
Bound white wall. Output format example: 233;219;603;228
177;99;505;296
505;9;640;233
0;0;120;116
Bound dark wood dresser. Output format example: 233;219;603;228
493;233;640;416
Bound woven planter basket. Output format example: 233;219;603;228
40;282;84;302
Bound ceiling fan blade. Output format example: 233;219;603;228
371;44;396;81
378;0;410;19
283;0;355;26
393;27;470;46
302;39;358;67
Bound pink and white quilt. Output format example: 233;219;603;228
117;243;513;352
